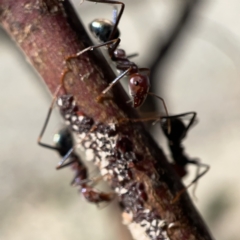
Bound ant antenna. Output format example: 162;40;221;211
112;6;118;24
148;92;170;133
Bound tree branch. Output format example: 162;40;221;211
0;0;213;239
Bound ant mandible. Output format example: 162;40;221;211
160;112;209;202
66;0;169;121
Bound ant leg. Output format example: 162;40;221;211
122;108;195;126
56;158;76;170
37;85;62;151
162;111;197;135
172;160;209;203
37;69;70;151
183;112;196;133
65;38;120;62
96;67;132;102
126;53;139;59
85;0;125;41
119;112;196;132
187;160;210;200
118;115;161;124
191;161;201;201
55;147;74;169
77;173;110;188
148;92;171;133
161;112;196;122
139;68;150;76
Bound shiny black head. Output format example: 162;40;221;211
53;128;74;157
89;19;120;42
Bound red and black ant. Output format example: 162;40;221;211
76;1;210;199
37;78;115;205
67;0;169;126
160;112;209;201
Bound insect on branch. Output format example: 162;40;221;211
0;0;213;240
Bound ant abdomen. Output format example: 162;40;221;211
129;73;150;108
53;127;73;157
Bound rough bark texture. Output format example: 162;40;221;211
0;1;213;240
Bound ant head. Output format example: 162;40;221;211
89;19;120;42
161;118;186;143
129;73;150;108
53;128;73;157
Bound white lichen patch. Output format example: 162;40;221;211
122;211;133;225
85;148;95;161
128;222;152;240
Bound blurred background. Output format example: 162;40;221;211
0;0;240;239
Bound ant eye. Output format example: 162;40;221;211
134;81;139;86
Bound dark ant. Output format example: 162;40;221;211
119;111;209;201
37;75;115;205
161;112;209;202
67;0;170;131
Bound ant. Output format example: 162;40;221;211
119;111;209;201
37;75;115;205
160;112;209;202
66;0;170;130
